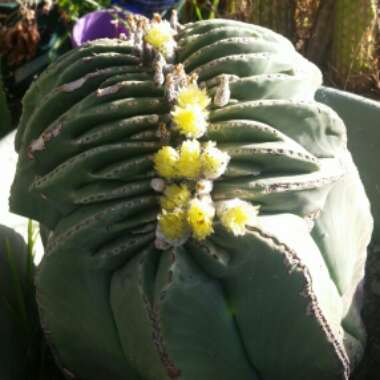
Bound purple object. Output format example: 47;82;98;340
71;9;128;47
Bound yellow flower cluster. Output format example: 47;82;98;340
154;140;229;181
160;184;191;210
172;105;208;139
187;198;215;240
158;191;261;243
177;140;201;179
153;146;178;179
148;53;259;246
201;141;230;180
218;199;260;236
157;195;215;243
171;85;210;138
144;20;175;56
157;187;260;243
177;84;211;109
158;208;189;242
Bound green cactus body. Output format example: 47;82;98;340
331;0;378;90
11;18;372;380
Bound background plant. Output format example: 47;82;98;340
0;222;64;380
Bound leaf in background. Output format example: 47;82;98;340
0;225;33;379
0;225;65;379
57;0;112;22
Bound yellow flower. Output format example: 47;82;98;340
177;85;211;110
144;21;175;53
158;208;189;242
171;104;208;138
187;198;215;240
201;141;230;179
218;199;259;236
153;146;179;179
160;184;191;211
177;140;201;179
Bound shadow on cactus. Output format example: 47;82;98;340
10;13;373;380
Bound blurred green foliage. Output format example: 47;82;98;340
57;0;112;22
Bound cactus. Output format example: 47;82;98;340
10;16;372;380
315;87;380;380
330;0;378;90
